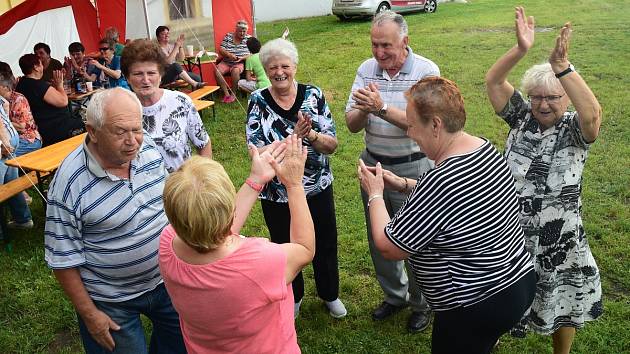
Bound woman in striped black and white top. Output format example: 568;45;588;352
358;76;536;354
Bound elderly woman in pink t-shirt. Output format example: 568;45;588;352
159;135;313;354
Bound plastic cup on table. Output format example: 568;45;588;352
85;81;93;92
186;45;194;57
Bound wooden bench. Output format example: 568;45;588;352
187;85;220;100
192;100;215;114
0;171;48;250
188;86;219;119
0;171;46;204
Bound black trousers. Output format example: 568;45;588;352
431;270;536;354
261;185;340;303
161;62;201;85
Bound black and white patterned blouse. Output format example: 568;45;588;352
246;83;336;203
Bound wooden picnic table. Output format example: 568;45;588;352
68;88;103;101
183;52;217;82
5;133;86;200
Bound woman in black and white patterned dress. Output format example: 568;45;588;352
485;7;603;354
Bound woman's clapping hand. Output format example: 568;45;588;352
248;140;286;185
515;6;535;52
549;22;572;71
270;134;307;189
357;159;385;197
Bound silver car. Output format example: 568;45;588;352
332;0;437;19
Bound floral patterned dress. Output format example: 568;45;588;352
499;90;603;335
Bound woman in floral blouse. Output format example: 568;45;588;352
485;7;603;354
0;68;42;156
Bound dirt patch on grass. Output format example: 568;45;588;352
46;329;81;353
602;275;630;301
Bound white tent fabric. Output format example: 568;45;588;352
0;6;80;76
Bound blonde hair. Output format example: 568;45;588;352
163;156;236;253
521;62;564;95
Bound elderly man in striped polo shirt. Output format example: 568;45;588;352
44;88;185;353
345;11;440;333
215;19;252;103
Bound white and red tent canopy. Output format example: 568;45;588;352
0;0;253;76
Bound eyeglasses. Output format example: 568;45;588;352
528;94;564;104
99;47;110;52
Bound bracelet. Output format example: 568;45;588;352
399;177;408;193
310;131;319;142
367;194;383;208
245;178;264;193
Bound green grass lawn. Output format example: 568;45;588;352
1;0;629;352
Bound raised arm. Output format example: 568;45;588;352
43;70;69;107
485;6;534;113
231;140;285;235
166;34;185;63
550;23;602;142
269;135;315;284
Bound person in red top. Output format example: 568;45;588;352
159;135;313;354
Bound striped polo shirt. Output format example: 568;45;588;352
345;47;439;156
220;32;251;64
385;139;533;311
44;135;168;302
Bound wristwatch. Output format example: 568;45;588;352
554;63;575;78
376;103;388;117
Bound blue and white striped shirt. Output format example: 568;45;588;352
45;135;168;302
345;47;440;157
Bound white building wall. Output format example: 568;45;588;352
253;0;332;22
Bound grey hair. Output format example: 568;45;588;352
86;87;141;129
236;20;248;29
260;38;299;68
521;62;565;95
372;10;408;38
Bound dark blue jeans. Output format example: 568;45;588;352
77;283;185;354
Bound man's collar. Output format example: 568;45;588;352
83;136;108;178
376;46;415;77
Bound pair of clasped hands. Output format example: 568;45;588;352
352;82;385;115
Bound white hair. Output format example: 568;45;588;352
86;88;142;129
372;10;408;39
521;62;565;95
259;38;299;68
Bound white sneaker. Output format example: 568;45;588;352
294;299;302;319
325;298;347;319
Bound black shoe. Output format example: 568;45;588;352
407;311;431;333
372;301;408;321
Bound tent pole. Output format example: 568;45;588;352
251;0;256;37
142;0;152;39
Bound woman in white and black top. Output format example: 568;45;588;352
358;76;535;354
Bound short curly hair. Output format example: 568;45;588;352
120;39;168;78
405;76;467;133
